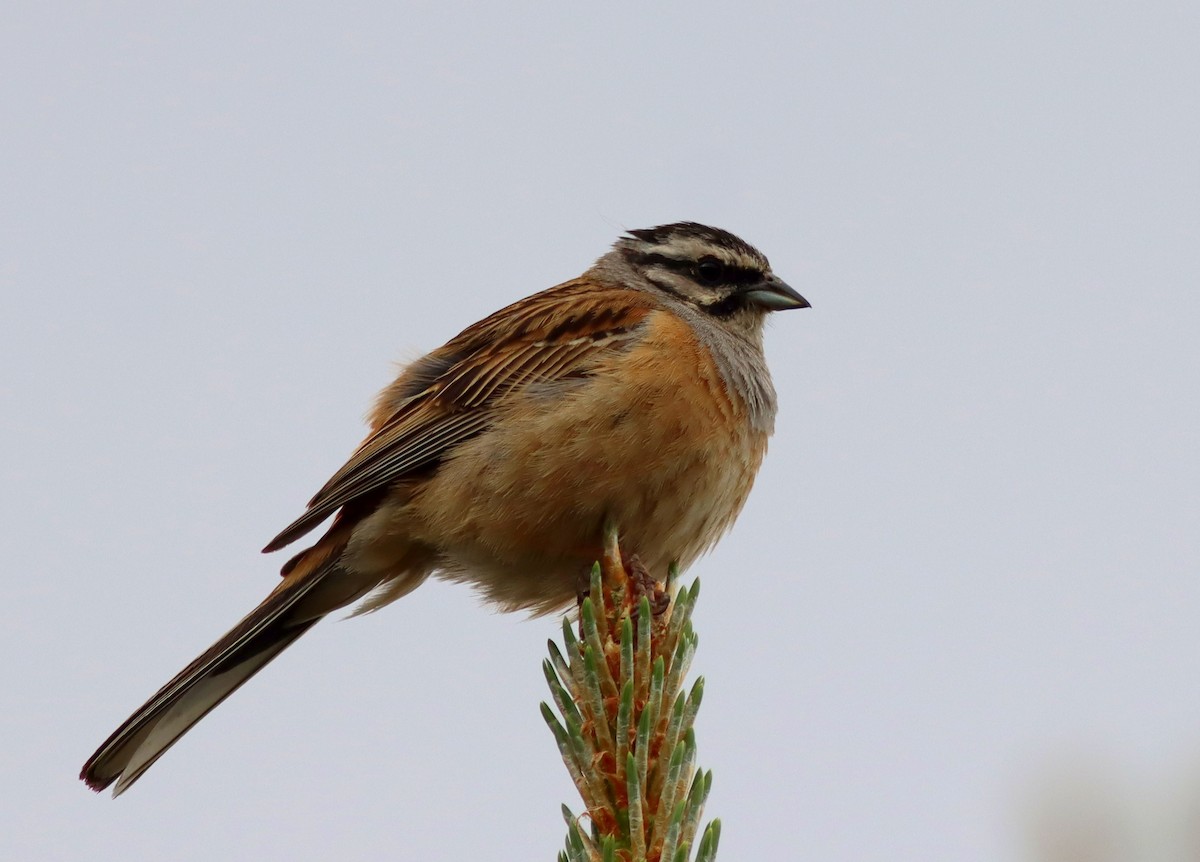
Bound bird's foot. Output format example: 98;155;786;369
624;553;670;617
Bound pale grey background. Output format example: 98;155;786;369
3;2;1198;860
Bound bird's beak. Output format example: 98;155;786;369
744;276;810;311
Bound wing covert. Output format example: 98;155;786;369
263;282;653;553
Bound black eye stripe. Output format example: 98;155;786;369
634;252;762;286
634;252;692;273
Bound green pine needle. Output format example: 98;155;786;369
542;538;719;861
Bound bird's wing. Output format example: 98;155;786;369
263;281;654;553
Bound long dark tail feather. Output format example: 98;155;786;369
81;557;377;796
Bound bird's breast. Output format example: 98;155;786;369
404;312;770;612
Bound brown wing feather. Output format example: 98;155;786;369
263;281;653;554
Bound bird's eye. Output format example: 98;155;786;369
695;258;725;285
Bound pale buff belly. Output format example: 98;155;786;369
393;357;767;613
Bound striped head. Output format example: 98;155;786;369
612;222;808;321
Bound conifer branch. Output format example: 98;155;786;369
542;531;721;862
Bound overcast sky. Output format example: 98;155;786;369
4;3;1199;860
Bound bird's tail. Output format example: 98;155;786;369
81;538;377;796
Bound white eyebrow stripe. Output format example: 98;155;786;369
647;236;765;271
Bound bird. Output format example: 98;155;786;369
80;221;809;795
